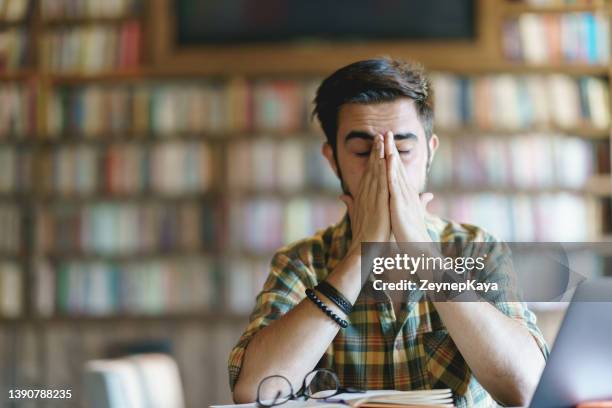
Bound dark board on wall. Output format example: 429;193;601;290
175;0;476;45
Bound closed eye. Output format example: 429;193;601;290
355;150;411;157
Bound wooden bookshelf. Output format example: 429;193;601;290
1;0;611;406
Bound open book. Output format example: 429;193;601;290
210;389;454;408
313;390;454;408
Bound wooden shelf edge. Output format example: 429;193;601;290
502;2;610;15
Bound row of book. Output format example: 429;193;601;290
0;138;337;194
35;142;214;196
432;74;610;130
44;80;318;136
0;84;37;137
40;0;141;20
35;198;345;256
40;22;141;73
0;147;31;193
2;74;609;137
33;258;281;316
35;257;219;317
429;133;594;189
0;205;20;254
430;193;600;241
227;138;338;192
0;29;28;72
229;198;345;253
36;202;223;255
0;134;599;196
0;0;29;22
0;261;21;317
503;12;609;65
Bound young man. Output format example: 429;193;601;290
228;58;547;407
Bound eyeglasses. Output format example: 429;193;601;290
256;368;364;407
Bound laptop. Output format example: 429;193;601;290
529;278;612;407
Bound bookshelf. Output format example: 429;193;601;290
0;0;611;406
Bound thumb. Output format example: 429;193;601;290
419;192;434;211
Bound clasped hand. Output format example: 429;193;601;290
340;131;433;256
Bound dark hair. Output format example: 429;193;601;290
312;57;434;154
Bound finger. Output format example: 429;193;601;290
384;131;395;158
369;133;384;171
370;134;387;196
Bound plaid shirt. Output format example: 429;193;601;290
228;214;549;407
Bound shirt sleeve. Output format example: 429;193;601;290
471;239;550;359
227;252;312;391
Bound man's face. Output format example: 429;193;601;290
323;97;438;198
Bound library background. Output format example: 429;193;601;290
0;0;611;406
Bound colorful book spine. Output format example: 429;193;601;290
0;84;37;137
503;12;609;65
0;28;29;72
36;142;214;196
431;73;610;130
229;197;344;253
0;204;20;254
35;257;219;316
0;261;22;317
40;22;141;73
0;0;30;22
45;80;317;136
40;0;141;20
430;193;600;241
226;138;339;192
428;133;594;189
36;201;224;255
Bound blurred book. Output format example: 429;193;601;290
41;0;141;20
44;80;319;136
503;12;609;65
227;138;339;192
0;84;37;137
0;0;29;22
229;197;344;253
36;201;223;254
429;192;601;242
0;261;21;317
0;204;20;253
431;74;610;130
0;29;29;71
36;257;220;317
429;133;594;189
40;22;141;73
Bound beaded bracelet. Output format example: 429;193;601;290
315;281;352;316
305;288;349;328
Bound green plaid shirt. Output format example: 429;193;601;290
228;214;549;407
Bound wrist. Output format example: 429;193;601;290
326;251;362;303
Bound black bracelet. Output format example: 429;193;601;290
315;281;352;316
305;288;349;328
